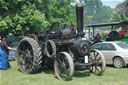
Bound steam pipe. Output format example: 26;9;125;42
76;3;85;37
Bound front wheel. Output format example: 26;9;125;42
89;49;106;75
54;52;74;81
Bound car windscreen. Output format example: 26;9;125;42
116;43;128;49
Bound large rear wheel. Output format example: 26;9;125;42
16;37;43;73
54;52;74;81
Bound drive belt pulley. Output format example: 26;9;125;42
45;40;56;57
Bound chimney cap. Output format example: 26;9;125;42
76;3;84;7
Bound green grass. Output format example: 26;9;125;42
0;61;128;85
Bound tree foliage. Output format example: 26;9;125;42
0;0;76;35
42;0;76;24
0;0;50;35
81;0;112;24
0;0;113;36
109;0;128;22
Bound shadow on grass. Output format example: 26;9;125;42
9;59;16;61
106;65;128;69
106;65;114;68
43;67;54;75
17;64;128;78
17;67;44;74
42;67;91;77
73;70;90;78
42;67;91;78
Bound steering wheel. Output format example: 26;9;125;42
49;22;65;32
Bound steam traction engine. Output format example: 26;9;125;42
16;3;106;80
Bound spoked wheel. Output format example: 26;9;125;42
16;37;43;73
54;52;74;81
89;49;106;75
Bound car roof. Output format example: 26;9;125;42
94;41;122;45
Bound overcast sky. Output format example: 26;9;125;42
75;0;125;8
101;0;125;8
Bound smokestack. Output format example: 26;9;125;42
76;3;84;36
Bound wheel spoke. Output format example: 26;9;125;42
18;59;25;65
24;63;31;71
89;56;93;62
19;50;26;55
95;66;100;72
94;51;99;60
97;57;101;62
57;56;63;64
91;66;94;72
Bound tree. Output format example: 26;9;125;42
42;0;76;24
0;0;77;36
109;0;128;22
0;0;49;35
92;6;113;23
80;0;112;24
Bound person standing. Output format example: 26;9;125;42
119;28;125;39
95;33;101;41
0;38;16;70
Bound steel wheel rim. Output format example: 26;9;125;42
55;53;70;80
17;41;33;73
89;50;105;75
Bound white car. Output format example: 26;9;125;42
90;42;128;68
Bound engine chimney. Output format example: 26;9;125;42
76;3;84;36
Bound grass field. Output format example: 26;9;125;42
0;61;128;85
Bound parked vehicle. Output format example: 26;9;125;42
90;42;128;68
7;34;25;47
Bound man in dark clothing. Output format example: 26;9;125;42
107;29;121;41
